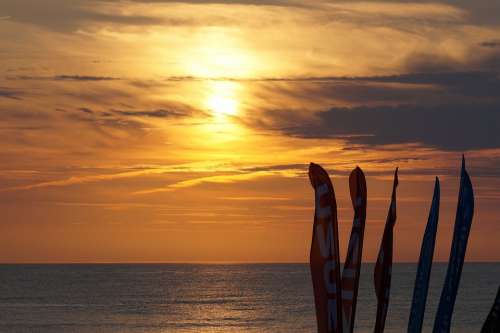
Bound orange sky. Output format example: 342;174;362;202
0;0;499;263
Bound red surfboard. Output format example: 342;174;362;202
309;163;343;333
341;167;367;333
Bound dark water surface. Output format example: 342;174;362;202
0;263;498;332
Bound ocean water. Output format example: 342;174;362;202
0;263;498;333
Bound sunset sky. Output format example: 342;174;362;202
1;0;499;263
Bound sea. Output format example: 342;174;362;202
0;263;498;333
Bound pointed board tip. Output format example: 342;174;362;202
393;167;399;187
308;163;316;186
351;165;365;180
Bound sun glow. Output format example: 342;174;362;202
206;81;240;117
188;80;248;147
180;28;259;78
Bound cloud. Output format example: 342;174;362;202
238;68;500;152
112;109;190;118
228;71;500;116
134;172;273;194
104;0;302;7
0;0;168;32
10;75;120;81
1;0;290;33
0;168;168;192
216;196;290;201
320;1;466;28
0;162;286;193
241;163;307;173
1;0;480;35
362;71;500;99
54;75;119;81
277;102;500;151
134;166;304;194
78;107;94;114
445;0;500;26
404;48;500;73
0;87;22;100
480;40;500;48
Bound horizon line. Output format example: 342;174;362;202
1;260;499;265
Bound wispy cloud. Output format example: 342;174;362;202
0;168;168;192
134;169;302;194
321;1;466;25
134;172;272;194
10;75;120;81
0;0;167;32
0;162;303;193
112;109;190;118
120;0;301;5
216;196;290;201
480;40;500;48
0;87;23;100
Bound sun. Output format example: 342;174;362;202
207;93;238;116
206;81;239;117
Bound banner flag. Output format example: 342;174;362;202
341;167;367;333
433;156;474;333
373;168;398;333
408;177;441;333
309;163;343;333
481;286;500;333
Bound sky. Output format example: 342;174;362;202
0;0;499;263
